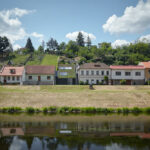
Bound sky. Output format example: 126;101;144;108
0;0;150;50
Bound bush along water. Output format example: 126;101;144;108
0;107;150;114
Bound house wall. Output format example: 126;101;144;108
111;69;145;80
24;74;55;85
111;69;145;85
0;76;23;84
78;69;111;84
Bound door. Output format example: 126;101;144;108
38;76;41;81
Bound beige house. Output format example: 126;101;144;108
23;65;56;85
78;63;111;84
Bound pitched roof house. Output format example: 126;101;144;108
24;65;56;85
78;63;111;84
0;66;25;84
139;62;150;81
110;65;145;85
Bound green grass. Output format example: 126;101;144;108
12;54;30;65
26;53;44;65
41;54;59;67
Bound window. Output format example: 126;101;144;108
47;76;51;80
135;72;141;76
81;70;84;75
60;72;68;76
12;76;15;81
59;67;72;70
17;76;20;81
28;76;32;80
10;69;15;74
101;71;104;75
86;71;89;75
86;79;89;84
116;72;121;76
125;72;131;76
91;79;94;83
96;71;99;75
8;76;10;80
91;71;94;75
107;71;109;75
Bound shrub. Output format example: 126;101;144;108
48;106;57;112
120;79;126;85
25;107;35;113
59;106;70;113
131;107;142;113
79;81;84;85
122;107;129;113
144;107;150;114
81;107;96;113
42;107;48;113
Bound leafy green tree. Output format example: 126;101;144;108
87;36;91;49
25;38;34;53
0;36;12;57
59;42;66;51
76;32;85;47
47;38;58;50
37;45;44;53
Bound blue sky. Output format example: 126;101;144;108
0;0;150;49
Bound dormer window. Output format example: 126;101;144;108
10;69;16;74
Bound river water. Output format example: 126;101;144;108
0;113;150;150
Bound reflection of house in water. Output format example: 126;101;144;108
0;128;24;137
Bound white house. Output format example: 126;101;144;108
23;65;56;85
0;66;25;85
110;65;145;85
78;63;111;84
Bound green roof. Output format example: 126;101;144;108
57;64;76;78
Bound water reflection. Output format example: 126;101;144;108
0;114;150;150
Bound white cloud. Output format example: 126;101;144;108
31;32;44;42
13;44;21;50
111;40;130;48
138;34;150;43
0;8;43;49
103;0;150;34
66;31;96;41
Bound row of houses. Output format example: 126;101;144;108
0;61;150;85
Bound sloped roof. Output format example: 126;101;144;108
79;63;109;69
0;66;24;76
110;65;144;70
25;65;55;75
139;62;150;68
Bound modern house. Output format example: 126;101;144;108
78;63;111;84
0;66;25;85
23;65;56;85
56;64;76;85
110;65;145;85
139;62;150;82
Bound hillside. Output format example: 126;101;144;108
0;53;59;67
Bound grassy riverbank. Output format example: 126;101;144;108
0;85;150;108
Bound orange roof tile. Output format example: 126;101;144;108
110;65;144;70
0;66;24;76
140;62;150;68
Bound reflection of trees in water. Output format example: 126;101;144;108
0;137;13;150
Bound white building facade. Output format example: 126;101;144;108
0;66;25;85
78;63;111;84
110;65;145;85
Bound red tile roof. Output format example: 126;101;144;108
110;65;144;70
79;63;109;69
139;62;150;68
25;65;55;75
0;66;24;76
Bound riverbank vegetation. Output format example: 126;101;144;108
1;106;150;115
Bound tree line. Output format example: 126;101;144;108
1;32;150;65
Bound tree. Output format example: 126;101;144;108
76;32;85;47
41;40;45;51
86;36;91;48
0;36;12;57
37;45;44;53
25;38;34;53
59;42;66;51
47;38;58;50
